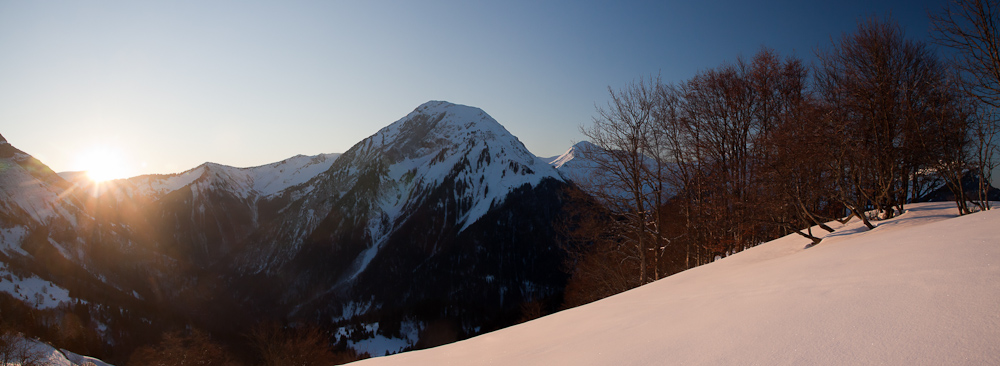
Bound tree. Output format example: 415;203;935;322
670;48;815;255
559;187;640;307
581;77;661;286
0;330;44;366
932;0;1000;108
248;323;355;366
816;16;960;224
760;97;843;245
127;329;239;366
931;0;1000;209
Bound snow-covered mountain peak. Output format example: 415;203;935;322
0;133;8;145
336;101;561;232
548;141;599;169
366;101;533;162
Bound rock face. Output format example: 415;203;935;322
0;101;574;357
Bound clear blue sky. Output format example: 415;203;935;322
0;0;946;177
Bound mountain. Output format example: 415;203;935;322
543;140;602;184
920;170;1000;202
225;101;572;352
543;141;667;205
354;202;1000;365
237;101;561;271
1;133;176;364
0;101;577;360
107;152;341;201
0;133;83;229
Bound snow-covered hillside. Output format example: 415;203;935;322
9;335;115;366
355;202;1000;365
0;262;72;310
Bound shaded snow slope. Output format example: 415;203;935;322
355;202;1000;366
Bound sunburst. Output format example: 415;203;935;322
76;146;129;182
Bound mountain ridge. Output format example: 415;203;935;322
0;100;578;361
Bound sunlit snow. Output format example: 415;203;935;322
356;202;1000;365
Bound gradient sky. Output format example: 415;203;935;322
0;0;947;178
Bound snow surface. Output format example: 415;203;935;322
354;202;1000;365
14;335;115;366
0;226;29;256
0;263;73;310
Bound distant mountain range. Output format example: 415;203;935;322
0;101;600;360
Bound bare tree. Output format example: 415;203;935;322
0;331;44;366
559;187;641;307
761;97;844;245
581;77;660;285
932;0;1000;108
127;329;239;366
932;0;1000;209
817;16;959;223
248;323;353;366
969;106;1000;209
670;49;812;256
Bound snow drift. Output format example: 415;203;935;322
354;202;1000;365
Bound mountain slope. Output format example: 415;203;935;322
228;101;562;272
0;134;181;364
0;133;83;229
234;101;571;349
1;101;579;360
356;202;1000;365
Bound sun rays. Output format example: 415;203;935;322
75;145;130;183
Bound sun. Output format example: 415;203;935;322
76;146;129;182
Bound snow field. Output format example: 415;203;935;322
354;202;1000;365
0;263;73;310
14;335;115;366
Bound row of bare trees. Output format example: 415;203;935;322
563;14;999;307
126;324;364;366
